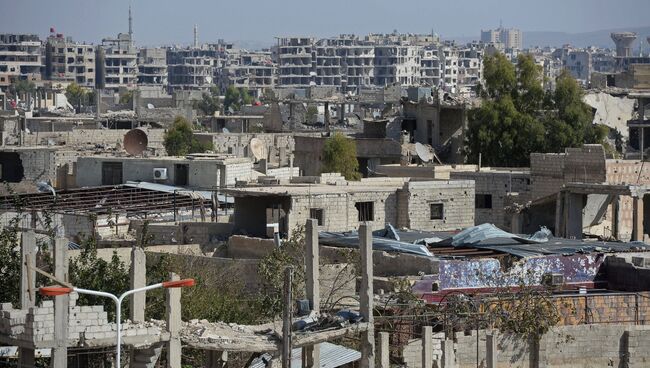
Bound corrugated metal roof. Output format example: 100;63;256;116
248;342;361;368
124;181;234;204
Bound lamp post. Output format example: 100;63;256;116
40;278;195;368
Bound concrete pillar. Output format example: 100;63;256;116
422;326;432;368
359;222;375;368
52;237;69;368
378;332;390;368
166;272;182;368
206;350;228;368
302;219;320;368
486;332;497;368
566;193;584;239
19;231;36;368
633;195;645;241
339;103;345;125
554;192;563;237
130;247;146;322
441;339;455;368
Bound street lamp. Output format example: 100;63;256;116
40;278;195;368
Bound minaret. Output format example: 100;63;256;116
128;5;133;40
193;24;198;48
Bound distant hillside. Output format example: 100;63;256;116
524;26;650;50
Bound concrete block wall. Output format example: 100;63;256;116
447;324;650;368
0;295;163;345
22;128;167;153
224;161;254;186
401;333;444;368
450;171;531;228
398;180;474;231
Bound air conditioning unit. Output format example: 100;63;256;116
153;168;168;180
542;273;564;287
632;257;650;268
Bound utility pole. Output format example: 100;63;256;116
282;267;294;368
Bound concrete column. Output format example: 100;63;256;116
206;350;228;368
19;231;36;368
422;326;432;368
359;222;375;368
441;339;455;368
339;103;345;125
302;219;320;368
554;192;563;238
129;247;146;322
166;272;182;368
486;332;497;368
633;196;645;241
612;195;620;240
378;332;390;368
52;237;69;368
566;193;584;239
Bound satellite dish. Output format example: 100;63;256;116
124;128;149;156
249;138;266;161
222;127;230;133
415;142;433;163
205;76;213;83
147;103;155;109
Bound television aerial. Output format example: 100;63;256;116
415;142;433;164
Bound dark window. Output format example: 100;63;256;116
475;194;493;209
175;164;189;186
430;203;444;220
355;201;374;222
101;162;123;185
309;208;324;225
0;152;24;182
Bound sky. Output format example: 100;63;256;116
1;0;649;48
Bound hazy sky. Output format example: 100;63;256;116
1;0;649;47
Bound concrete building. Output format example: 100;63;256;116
137;47;168;89
219;50;275;97
420;47;441;87
167;41;233;92
76;155;253;188
374;45;421;86
0;34;42;91
481;27;523;50
224;176;475;237
45;34;95;87
97;33;137;90
276;37;315;88
552;46;592;84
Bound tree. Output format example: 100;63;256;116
223;86;252;113
65;82;95;111
195;87;221;116
119;90;133;105
466;53;606;167
8;80;36;100
322;133;361;180
163;116;213;156
306;105;318;124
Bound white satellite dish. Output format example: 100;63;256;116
147;103;155;109
249;138;266;161
415;142;433;163
222;127;230;133
205;76;213;83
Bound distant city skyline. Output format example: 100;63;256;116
1;0;649;48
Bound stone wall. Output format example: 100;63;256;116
397;180;475;231
22;128;167;153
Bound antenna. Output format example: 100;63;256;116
194;24;198;48
415;142;433;164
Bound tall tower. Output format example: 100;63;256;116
193;24;198;48
128;5;133;40
611;32;636;57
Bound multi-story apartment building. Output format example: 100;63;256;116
420;47;442;87
137;47;167;88
552;46;592;85
45;34;95;87
439;45;459;93
374;45;421;86
336;36;375;92
457;46;483;96
481;27;523;50
97;33;137;90
167;41;232;92
276;37;314;88
0;34;42;91
219;50;275;97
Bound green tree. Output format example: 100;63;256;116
65;82;95;111
119;90;133;105
223;86;252;113
163;116;213;156
322;132;361;180
68;236;130;319
306;105;318;124
195;87;221;116
466;53;606;167
8;80;36;100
